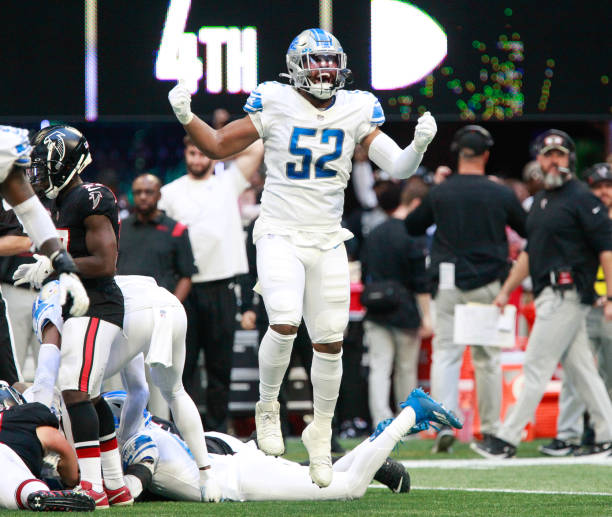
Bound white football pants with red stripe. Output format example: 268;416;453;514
58;317;122;396
0;443;49;509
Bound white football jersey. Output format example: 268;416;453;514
244;82;384;233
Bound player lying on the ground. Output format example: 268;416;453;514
0;381;95;512
102;388;460;502
24;274;221;501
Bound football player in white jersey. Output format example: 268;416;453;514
168;28;437;487
24;274;222;502
105;388;460;502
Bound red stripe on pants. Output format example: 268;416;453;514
79;318;100;392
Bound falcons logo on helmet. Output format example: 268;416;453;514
43;131;67;165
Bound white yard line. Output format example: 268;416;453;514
399;457;612;468
368;485;612;496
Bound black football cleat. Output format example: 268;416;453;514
374;457;410;493
27;489;96;512
470;435;516;459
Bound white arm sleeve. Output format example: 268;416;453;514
12;195;59;249
367;133;424;180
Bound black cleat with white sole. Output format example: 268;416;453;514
374;457;410;493
470;435;516;459
27;490;96;512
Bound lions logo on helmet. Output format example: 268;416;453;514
26;125;92;199
284;28;352;100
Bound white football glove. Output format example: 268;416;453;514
199;468;222;503
412;111;437;153
168;81;194;125
58;272;89;317
13;254;53;289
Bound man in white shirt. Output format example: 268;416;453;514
168;28;436;487
159;135;262;432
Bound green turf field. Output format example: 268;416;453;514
2;438;610;516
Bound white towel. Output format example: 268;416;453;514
145;307;173;368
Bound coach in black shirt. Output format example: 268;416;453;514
118;173;196;302
404;126;526;453
473;130;612;459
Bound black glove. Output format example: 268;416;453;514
50;249;79;275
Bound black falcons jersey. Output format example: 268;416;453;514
0;402;59;478
54;182;124;327
54;183;120;260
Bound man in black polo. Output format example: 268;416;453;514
472;133;612;459
117;173;197;302
404;125;527;453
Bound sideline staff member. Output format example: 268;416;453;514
538;162;612;456
118;173;196;302
404;125;527;453
472;130;612;459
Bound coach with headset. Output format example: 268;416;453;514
472;131;612;458
404;125;527;453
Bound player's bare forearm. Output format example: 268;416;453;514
77;214;117;277
185;115;259;160
0;235;31;255
174;277;192;303
36;426;80;488
501;251;530;295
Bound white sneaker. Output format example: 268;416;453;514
255;401;285;456
302;422;333;488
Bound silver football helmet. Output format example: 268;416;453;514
0;380;26;410
102;390;152;432
283;28;351;100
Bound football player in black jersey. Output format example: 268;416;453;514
0;381;95;511
0;126;89;386
19;126;133;508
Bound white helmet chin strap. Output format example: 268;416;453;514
44;152;92;199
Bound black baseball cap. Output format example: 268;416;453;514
450;125;494;156
584;163;612;187
534;129;574;155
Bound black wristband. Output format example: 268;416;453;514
607;296;612;302
50;250;79;275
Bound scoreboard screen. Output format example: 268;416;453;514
0;0;609;121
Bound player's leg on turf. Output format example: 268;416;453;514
0;443;49;510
